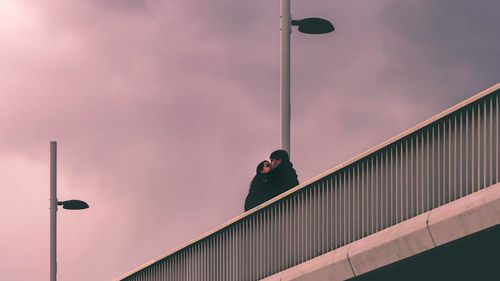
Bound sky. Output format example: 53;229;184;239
0;0;499;280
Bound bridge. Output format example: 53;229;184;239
116;83;500;281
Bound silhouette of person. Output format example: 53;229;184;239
267;150;299;197
244;160;273;211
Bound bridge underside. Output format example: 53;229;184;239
352;223;500;281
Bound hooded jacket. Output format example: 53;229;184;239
268;161;299;197
244;173;274;211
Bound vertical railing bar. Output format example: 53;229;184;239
408;136;418;218
310;187;314;259
483;100;486;189
170;254;174;281
332;175;336;249
340;170;344;245
175;254;179;281
230;227;234;281
426;129;430;212
351;167;355;242
242;220;246;281
444;120;447;205
464;108;467;195
200;241;203;281
386;146;394;226
489;97;493;186
405;139;409;219
368;158;373;236
197;241;200;281
421;132;425;213
287;197;292;268
216;232;219;281
460;111;464;198
314;184;319;257
374;153;381;232
431;127;435;210
224;229;228;281
262;211;266;278
233;226;237;281
331;173;340;247
236;221;243;281
358;163;362;240
303;189;307;262
361;161;365;238
385;149;389;228
300;188;307;262
323;178;328;252
368;157;372;234
411;136;415;217
358;164;362;241
454;114;458;201
256;211;260;279
353;165;358;241
478;103;482;190
252;210;263;279
448;117;452;203
347;168;351;244
410;134;420;217
253;212;257;280
337;172;341;245
438;123;442;206
296;191;301;263
185;247;189;281
495;94;500;182
294;192;299;264
416;133;421;215
472;105;476;192
271;205;276;275
396;143;400;224
322;181;326;253
283;198;287;270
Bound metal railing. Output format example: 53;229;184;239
117;83;500;281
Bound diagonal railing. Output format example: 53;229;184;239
117;83;500;281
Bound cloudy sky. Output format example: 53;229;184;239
1;0;499;280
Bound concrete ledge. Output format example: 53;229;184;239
348;212;435;276
261;183;500;281
281;245;354;281
261;272;283;281
428;183;500;246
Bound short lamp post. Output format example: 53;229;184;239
280;0;334;155
50;141;89;281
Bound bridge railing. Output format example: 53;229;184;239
117;83;499;281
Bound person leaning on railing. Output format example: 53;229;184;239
268;150;299;198
244;160;273;211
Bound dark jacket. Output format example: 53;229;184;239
244;173;273;211
267;161;299;197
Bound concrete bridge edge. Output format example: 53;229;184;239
260;182;500;281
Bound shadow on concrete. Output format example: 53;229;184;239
350;223;500;281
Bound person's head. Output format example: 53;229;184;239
270;150;289;169
256;160;271;174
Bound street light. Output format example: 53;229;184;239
50;141;89;281
58;200;90;210
281;0;334;155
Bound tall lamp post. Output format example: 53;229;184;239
50;141;89;281
280;0;334;155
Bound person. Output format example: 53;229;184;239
267;150;299;197
244;160;273;211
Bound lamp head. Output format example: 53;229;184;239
58;200;89;210
292;18;334;34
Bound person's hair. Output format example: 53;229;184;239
256;160;269;174
270;150;289;162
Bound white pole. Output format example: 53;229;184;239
50;141;57;281
281;0;291;155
